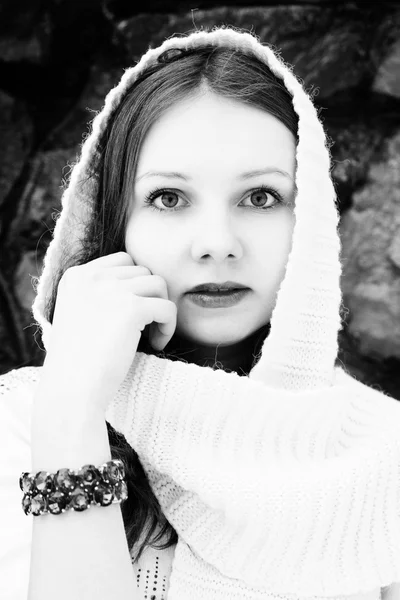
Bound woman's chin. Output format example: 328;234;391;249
175;322;251;348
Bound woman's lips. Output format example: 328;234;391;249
186;289;250;308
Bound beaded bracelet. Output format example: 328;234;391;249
19;458;128;516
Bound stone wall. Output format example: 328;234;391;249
1;0;399;398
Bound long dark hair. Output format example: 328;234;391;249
43;41;299;561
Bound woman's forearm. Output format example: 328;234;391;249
28;374;139;600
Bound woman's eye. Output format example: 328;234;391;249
143;186;283;213
244;188;278;209
144;189;182;212
157;190;181;209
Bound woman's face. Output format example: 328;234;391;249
125;90;297;347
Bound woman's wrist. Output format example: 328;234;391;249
31;386;111;472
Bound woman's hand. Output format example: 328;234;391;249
42;251;177;410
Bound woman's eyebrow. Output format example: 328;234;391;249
135;167;293;183
240;168;293;181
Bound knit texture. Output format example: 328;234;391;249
0;365;395;600
103;352;400;598
23;25;400;599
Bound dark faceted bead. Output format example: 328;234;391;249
31;493;47;516
102;459;124;484
34;471;54;495
19;472;35;494
116;459;125;480
93;482;114;506
69;487;90;512
54;468;76;492
22;494;32;515
114;480;128;502
77;464;101;491
48;490;68;515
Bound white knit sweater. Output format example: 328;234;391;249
104;354;400;599
2;25;400;600
1;365;400;600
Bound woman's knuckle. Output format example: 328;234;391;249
60;266;76;286
154;274;167;290
91;269;104;281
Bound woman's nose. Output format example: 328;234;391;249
190;209;243;262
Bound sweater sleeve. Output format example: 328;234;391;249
0;367;40;600
0;365;176;600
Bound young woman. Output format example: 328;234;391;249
1;25;400;600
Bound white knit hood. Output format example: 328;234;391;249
30;26;400;599
32;25;342;392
